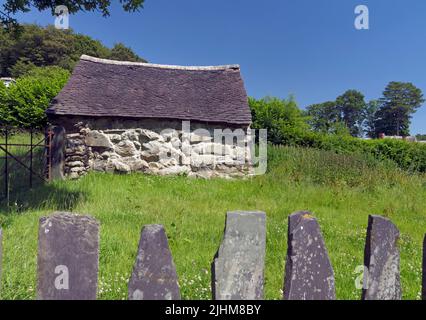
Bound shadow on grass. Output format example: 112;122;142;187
0;182;87;215
0;133;87;214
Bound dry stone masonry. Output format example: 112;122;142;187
37;212;100;300
362;215;401;300
128;225;181;300
61;124;253;180
212;211;266;300
283;211;336;300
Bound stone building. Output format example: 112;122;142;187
46;55;254;179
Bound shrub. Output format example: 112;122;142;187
0;66;70;128
250;96;309;144
250;96;426;173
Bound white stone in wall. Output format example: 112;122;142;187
190;132;213;143
108;134;122;143
67;161;84;168
115;140;138;157
121;129;140;141
141;129;164;142
191;142;233;156
122;157;149;171
85;131;113;148
105;158;131;174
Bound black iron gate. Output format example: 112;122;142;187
0;127;53;202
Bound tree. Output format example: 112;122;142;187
305;101;340;133
9;57;36;77
374;82;425;136
0;24;146;77
110;43;142;62
1;0;145;26
363;100;379;138
335;90;366;137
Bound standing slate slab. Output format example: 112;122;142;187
362;215;401;300
49;126;66;181
212;211;266;300
128;225;181;300
423;235;426;300
37;212;100;300
283;211;336;300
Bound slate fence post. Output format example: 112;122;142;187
0;210;421;300
362;215;401;300
46;126;66;181
283;211;336;300
37;212;100;300
211;211;266;300
128;224;181;300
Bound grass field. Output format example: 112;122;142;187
0;145;425;300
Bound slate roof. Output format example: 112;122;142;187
47;55;252;125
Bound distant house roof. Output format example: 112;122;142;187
1;77;15;87
47;55;252;125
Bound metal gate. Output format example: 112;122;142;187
0;127;53;203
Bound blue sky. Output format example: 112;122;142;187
7;0;426;134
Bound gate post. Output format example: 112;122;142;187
46;126;66;181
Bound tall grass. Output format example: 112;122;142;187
0;145;425;300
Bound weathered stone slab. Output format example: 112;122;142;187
362;215;401;300
212;211;266;300
37;212;100;300
85;131;113;148
48;126;66;181
128;225;181;300
283;211;336;300
423;234;426;300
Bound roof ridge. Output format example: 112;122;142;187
80;55;240;71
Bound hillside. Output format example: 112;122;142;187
0;24;145;77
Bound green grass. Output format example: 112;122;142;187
0;145;425;300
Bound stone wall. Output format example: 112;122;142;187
59;119;253;179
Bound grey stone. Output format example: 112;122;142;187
49;126;66;181
362;215;401;300
159;157;179;167
68;172;80;180
141;129;164;142
121;129;140;141
158;166;190;176
212;211;266;300
106;159;131;173
283;211;336;300
108;134;122;143
115;140;137;157
37;212;100;300
128;225;181;300
85;131;113;148
122;157;149;171
70;166;84;173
